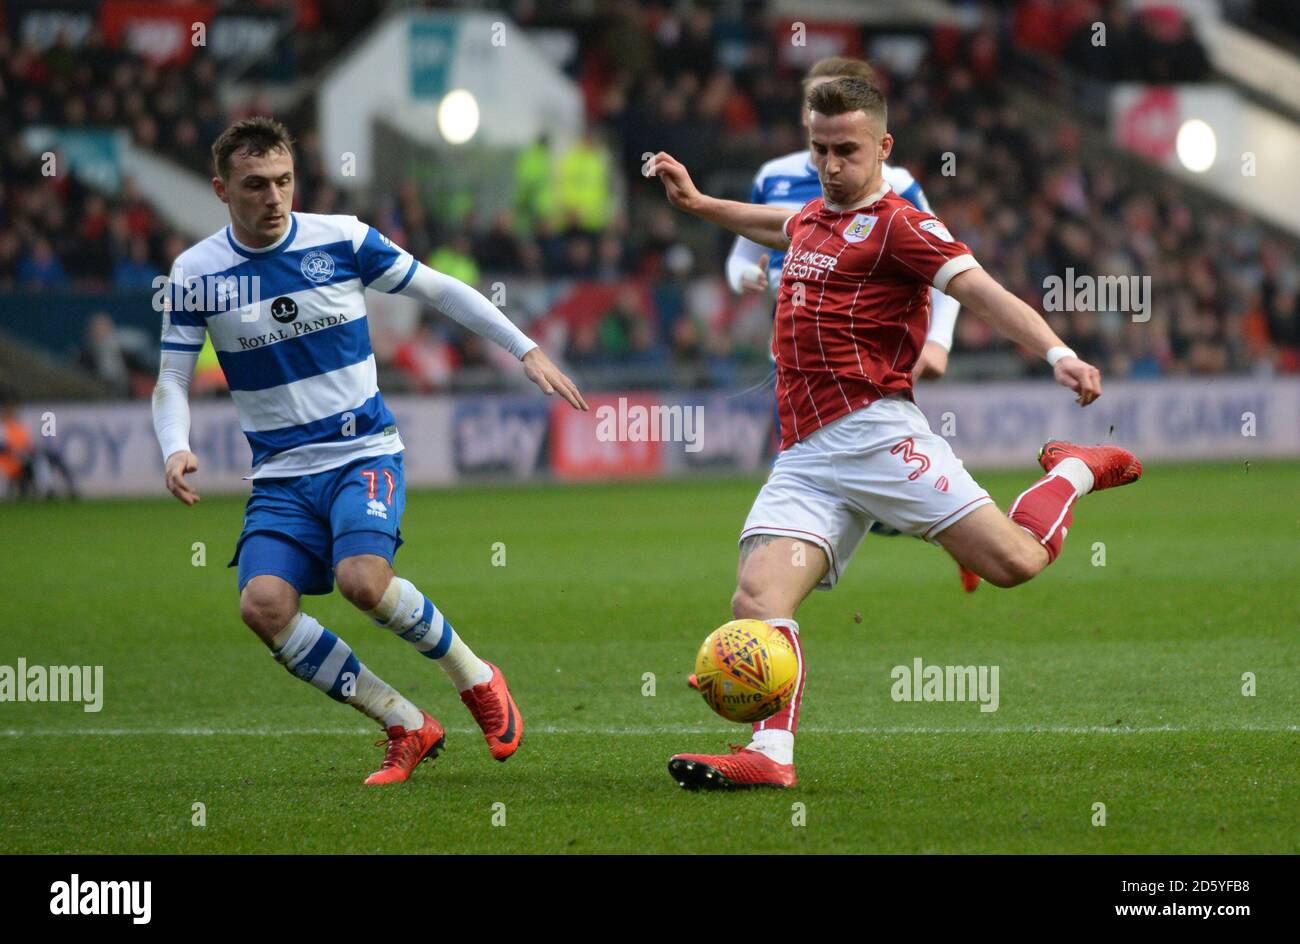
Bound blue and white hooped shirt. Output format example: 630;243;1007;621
160;212;417;479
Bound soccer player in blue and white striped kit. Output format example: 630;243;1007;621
152;117;588;784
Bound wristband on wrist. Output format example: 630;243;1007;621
1045;346;1077;367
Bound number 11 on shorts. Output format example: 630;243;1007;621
360;468;396;504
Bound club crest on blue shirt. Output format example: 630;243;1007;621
843;213;878;243
300;249;336;283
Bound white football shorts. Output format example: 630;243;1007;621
740;396;992;589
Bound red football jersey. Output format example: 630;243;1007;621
773;186;979;449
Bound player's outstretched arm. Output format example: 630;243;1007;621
400;263;587;411
152;350;201;504
649;152;792;251
946;267;1102;406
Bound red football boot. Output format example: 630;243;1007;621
363;709;445;785
687;673;699;690
1038;440;1142;492
460;662;523;761
669;744;797;790
958;564;981;593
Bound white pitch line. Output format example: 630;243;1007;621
0;724;1296;737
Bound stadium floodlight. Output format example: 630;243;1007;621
1175;118;1216;173
437;89;480;145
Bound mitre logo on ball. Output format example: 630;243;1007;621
694;620;798;724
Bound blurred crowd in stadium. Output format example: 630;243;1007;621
1;0;1297;407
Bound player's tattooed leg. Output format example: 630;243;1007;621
734;534;827;618
738;532;780;564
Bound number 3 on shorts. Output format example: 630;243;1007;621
889;437;931;481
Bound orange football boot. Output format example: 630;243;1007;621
669;744;797;790
364;709;445;785
1038;440;1142;492
460;662;523;761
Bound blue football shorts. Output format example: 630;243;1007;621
228;452;407;596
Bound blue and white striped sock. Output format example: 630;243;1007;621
272;613;421;729
369;577;492;691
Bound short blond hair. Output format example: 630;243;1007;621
806;77;887;126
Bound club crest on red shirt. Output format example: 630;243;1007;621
843;213;878;243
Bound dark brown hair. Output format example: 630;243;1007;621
806;77;887;126
211;116;294;180
803;56;877;95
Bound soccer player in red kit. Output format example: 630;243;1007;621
651;77;1141;789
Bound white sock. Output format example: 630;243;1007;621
351;665;423;730
748;728;794;765
438;634;494;691
1048;456;1094;495
368;577;493;691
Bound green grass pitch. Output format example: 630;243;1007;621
1;461;1296;853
